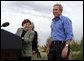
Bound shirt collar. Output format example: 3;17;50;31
52;15;62;22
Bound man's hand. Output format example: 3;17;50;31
46;40;52;54
61;44;68;58
61;40;71;58
46;47;49;54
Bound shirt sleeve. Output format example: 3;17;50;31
63;17;73;41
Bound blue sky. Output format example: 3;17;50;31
1;1;83;46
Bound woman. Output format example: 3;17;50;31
16;19;35;60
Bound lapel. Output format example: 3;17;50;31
24;30;31;37
19;28;23;37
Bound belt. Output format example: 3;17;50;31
52;41;66;44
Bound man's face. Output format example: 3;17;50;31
53;6;62;17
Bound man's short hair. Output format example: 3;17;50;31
53;3;63;12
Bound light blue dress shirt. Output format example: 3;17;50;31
51;15;73;41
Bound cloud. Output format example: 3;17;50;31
1;1;52;18
10;1;51;14
1;1;83;46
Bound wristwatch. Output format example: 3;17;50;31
65;44;69;47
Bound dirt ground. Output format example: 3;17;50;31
32;52;47;60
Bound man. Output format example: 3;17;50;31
48;4;73;60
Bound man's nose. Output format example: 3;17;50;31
53;10;58;12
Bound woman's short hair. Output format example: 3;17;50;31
22;19;31;26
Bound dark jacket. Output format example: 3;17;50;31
32;30;38;52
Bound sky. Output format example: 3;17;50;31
1;1;83;46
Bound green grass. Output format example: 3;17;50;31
72;51;83;60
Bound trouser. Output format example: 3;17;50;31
48;41;70;60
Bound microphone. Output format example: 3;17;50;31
1;22;10;27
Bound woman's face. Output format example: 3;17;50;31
23;22;31;31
